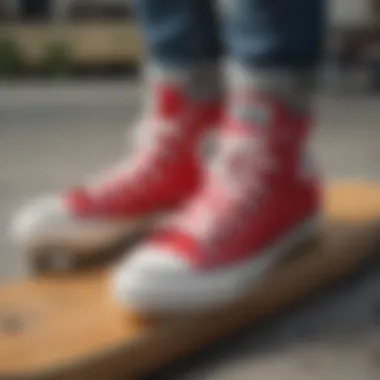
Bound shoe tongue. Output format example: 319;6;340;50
211;96;276;194
227;93;274;136
134;83;185;151
147;83;185;118
210;134;256;199
220;95;275;157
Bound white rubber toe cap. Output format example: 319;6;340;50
111;244;246;313
112;245;191;313
10;196;71;247
10;195;132;250
112;217;320;314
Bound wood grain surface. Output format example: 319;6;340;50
0;181;379;380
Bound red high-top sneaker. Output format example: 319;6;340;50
11;82;221;265
113;93;321;313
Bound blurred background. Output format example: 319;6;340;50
0;0;141;78
1;2;380;379
0;0;379;90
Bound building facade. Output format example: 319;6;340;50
1;0;379;25
0;0;131;21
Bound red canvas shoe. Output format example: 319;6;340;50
11;82;221;262
113;93;321;313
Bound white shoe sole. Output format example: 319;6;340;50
114;215;319;313
12;212;165;272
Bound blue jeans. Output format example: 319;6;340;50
132;0;326;69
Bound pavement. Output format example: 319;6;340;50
1;80;380;379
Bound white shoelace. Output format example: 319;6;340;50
172;133;277;248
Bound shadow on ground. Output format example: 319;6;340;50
147;253;380;379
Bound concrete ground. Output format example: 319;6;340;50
1;81;380;379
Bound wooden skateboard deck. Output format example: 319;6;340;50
1;181;380;380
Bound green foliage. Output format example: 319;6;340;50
0;38;24;77
42;40;72;77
